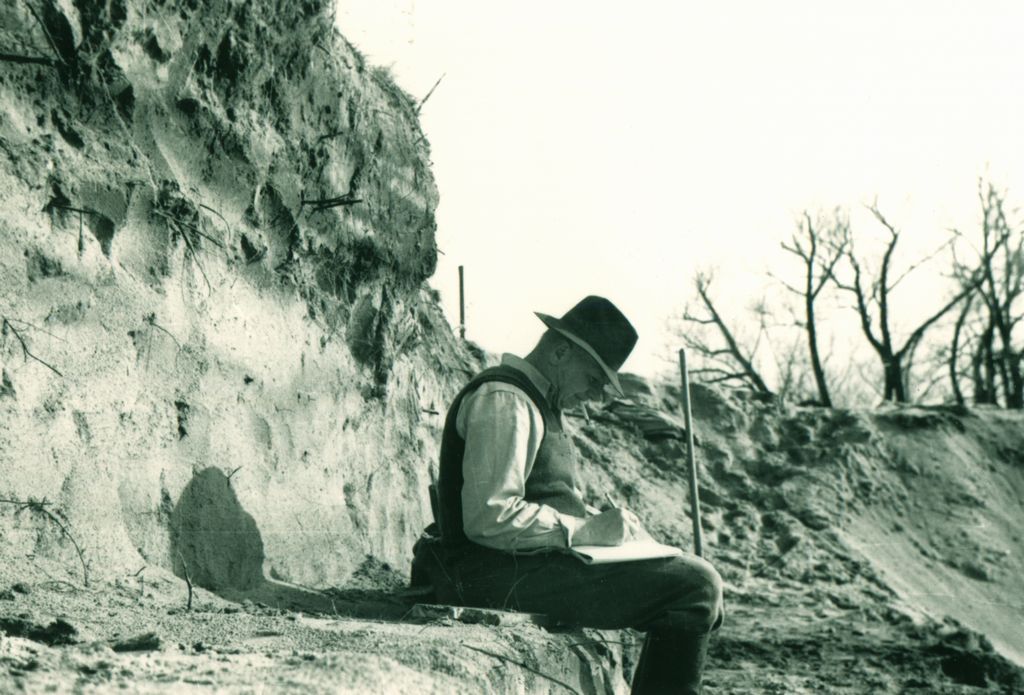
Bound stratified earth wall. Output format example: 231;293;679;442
0;0;472;590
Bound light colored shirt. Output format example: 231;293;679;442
457;354;587;551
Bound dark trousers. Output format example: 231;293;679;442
413;540;724;694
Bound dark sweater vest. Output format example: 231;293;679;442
437;364;587;548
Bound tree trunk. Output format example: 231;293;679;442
1007;354;1024;409
983;324;999;406
974;322;998;405
948;298;972;406
995;322;1023;409
806;297;832;407
971;343;989;404
883;358;906;403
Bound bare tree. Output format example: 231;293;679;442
833;204;979;403
950;182;1023;408
946;293;975;406
776;210;849;406
770;333;813;403
966;313;1001;404
680;271;773;395
977;183;1023;408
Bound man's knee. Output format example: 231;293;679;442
699;558;725;631
669;555;724;633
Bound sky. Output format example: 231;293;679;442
334;1;1024;379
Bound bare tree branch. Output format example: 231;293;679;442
886;236;957;293
778;210;848;406
833;204;981;403
688;273;772;394
0;497;88;585
1;317;63;377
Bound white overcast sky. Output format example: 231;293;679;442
335;1;1024;378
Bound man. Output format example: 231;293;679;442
412;296;723;694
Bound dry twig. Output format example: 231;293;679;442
144;313;180;346
0;497;88;585
154;211;213;292
2;318;64;377
133;565;147;599
198;204;232;239
0;52;54;66
300;193;362;211
461;643;579;694
417;73;446;114
22;0;66;65
152;209;224;248
176;550;194;611
4;317;66;343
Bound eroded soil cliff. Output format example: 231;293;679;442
0;0;471;590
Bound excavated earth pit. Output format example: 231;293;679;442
2;1;1024;692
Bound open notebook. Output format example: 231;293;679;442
568;540;684;565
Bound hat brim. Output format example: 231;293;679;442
535;312;625;397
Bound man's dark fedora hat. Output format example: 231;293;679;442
535;296;638;396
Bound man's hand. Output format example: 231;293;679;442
572;508;652;546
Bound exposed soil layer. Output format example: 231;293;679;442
0;0;473;591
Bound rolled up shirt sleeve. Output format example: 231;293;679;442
457;384;585;551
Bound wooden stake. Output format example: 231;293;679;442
458;265;466;340
679;348;704;558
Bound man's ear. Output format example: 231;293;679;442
550;340;571;365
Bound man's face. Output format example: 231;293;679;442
556;347;609;411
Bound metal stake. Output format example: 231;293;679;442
458;265;466;340
679;348;704;558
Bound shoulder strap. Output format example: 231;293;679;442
461;364;550;416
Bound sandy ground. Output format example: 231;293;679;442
0;560;636;694
1;520;1021;694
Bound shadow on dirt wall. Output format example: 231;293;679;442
169;467;410;619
